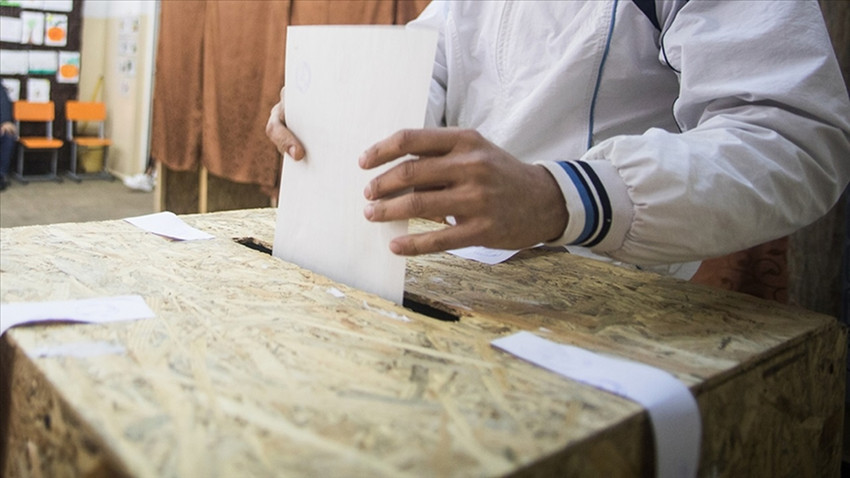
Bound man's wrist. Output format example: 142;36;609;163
533;160;585;246
533;164;569;243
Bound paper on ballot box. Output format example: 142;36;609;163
273;26;438;305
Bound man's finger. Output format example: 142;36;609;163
388;226;478;256
265;99;306;160
359;128;473;169
364;188;473;223
364;156;458;200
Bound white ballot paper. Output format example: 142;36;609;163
124;211;214;241
274;26;438;305
449;246;522;265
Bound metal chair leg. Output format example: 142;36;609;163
13;146;28;185
67;142;81;183
49;150;61;183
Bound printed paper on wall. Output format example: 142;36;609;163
2;78;21;101
43;0;72;12
26;77;50;102
0;50;28;74
44;13;67;46
57;50;79;83
21;11;45;45
19;0;45;9
28;50;57;74
0;16;23;43
118;58;135;77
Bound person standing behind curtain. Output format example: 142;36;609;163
0;85;17;192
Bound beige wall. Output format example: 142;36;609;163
80;0;157;178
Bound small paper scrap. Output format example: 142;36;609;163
0;295;156;336
492;331;700;478
124;211;214;241
448;246;521;265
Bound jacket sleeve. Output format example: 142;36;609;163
407;0;448;128
577;0;850;266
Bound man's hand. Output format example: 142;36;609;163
265;86;305;160
360;128;568;255
0;122;16;137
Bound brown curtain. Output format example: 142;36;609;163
151;0;430;194
201;1;291;188
150;0;206;174
691;237;789;303
396;0;432;24
289;0;430;24
290;0;393;24
151;0;289;191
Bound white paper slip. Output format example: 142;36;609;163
492;331;701;478
274;26;438;305
124;211;214;241
448;246;521;265
0;295;156;336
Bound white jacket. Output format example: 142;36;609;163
410;0;850;268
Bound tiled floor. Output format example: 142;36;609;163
0;178;155;228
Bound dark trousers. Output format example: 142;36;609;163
0;133;14;179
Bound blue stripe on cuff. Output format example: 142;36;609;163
557;161;598;245
577;162;612;247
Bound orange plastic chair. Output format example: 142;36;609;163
65;101;113;182
13;101;64;184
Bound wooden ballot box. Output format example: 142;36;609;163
0;209;844;477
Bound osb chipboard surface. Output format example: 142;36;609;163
0;209;844;477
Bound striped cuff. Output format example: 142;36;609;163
536;160;629;251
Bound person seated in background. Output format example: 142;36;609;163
0;85;17;192
266;0;850;279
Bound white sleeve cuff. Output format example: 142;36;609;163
535;161;586;246
582;159;633;253
534;160;633;252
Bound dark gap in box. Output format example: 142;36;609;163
233;237;460;322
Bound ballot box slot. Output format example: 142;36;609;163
233;237;461;322
402;294;460;322
235;237;274;255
